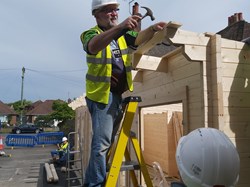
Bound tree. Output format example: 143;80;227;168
50;100;75;136
50;100;75;122
34;115;53;127
10;100;32;115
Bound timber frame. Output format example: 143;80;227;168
75;21;250;187
124;21;250;187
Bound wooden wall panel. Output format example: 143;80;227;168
75;106;92;171
220;39;250;187
143;112;182;178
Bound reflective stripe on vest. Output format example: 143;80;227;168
59;142;68;152
86;26;133;104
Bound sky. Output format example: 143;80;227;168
0;0;249;103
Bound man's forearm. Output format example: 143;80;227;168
88;26;124;54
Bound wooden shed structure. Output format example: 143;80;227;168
74;22;250;187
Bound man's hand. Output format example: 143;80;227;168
118;15;141;31
135;21;167;46
151;22;167;32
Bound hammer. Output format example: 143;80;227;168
141;6;155;21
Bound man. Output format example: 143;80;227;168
80;0;166;186
50;136;68;162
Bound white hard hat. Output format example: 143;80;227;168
92;0;119;12
176;128;240;187
62;137;67;141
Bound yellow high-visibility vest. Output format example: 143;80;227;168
85;26;133;104
59;142;68;152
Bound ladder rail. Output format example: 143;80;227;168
105;101;139;187
66;131;84;187
105;96;153;187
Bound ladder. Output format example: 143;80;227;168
105;96;153;187
66;131;84;187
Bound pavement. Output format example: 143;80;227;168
0;134;81;187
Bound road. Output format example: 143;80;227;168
0;134;57;187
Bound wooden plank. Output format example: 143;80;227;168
210;34;225;129
222;62;250;77
133;47;194;73
169;29;210;46
134;55;168;72
172;112;183;146
132;69;202;96
141;53;191;83
161;46;183;60
222;91;250;107
221;48;250;63
75;106;92;170
166;117;179;177
134;86;187;107
143;113;169;174
222;122;250;138
221;77;250;92
239;153;250;168
135;27;166;55
143;112;180;177
163;51;189;70
188;87;205;103
134;21;182;55
221;37;246;49
237;167;250;186
132;70;143;82
229;138;250;153
223;106;250;118
184;45;208;61
142;104;182;115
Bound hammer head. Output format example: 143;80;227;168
141;6;155;21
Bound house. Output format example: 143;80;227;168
0;101;17;125
26;99;62;126
217;12;250;41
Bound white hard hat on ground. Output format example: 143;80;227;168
176;128;240;187
92;0;119;12
62;137;68;142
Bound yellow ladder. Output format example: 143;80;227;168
105;96;153;187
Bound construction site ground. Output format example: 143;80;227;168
0;133;77;187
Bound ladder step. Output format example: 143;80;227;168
69;150;80;154
68;159;82;163
121;161;140;171
107;161;140;172
66;176;83;181
68;168;82;172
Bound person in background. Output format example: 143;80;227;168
50;136;68;162
80;0;166;186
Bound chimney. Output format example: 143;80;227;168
238;12;243;21
67;98;72;104
132;2;141;31
228;16;233;26
228;12;244;26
